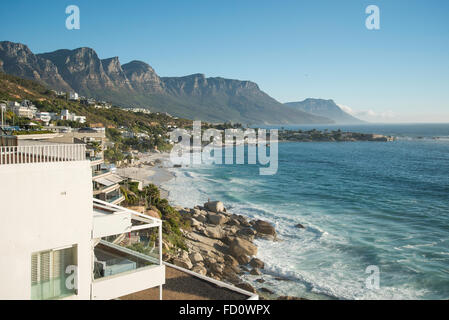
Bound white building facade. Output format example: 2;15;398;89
0;143;165;300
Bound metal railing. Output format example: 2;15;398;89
0;144;86;165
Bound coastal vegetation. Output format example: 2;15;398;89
120;181;188;251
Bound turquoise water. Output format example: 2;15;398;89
163;124;449;300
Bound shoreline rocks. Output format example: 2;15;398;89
164;200;291;299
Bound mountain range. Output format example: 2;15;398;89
285;99;364;124
0;40;361;125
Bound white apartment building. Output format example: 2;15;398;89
0;142;165;300
14;105;35;119
6;100;37;119
69;92;79;100
60;109;86;123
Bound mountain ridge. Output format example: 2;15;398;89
285;98;364;124
0;40;333;125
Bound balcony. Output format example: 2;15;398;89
92;168;111;179
94;239;160;279
0;144;86;165
91;199;164;300
88;155;104;166
94;187;125;205
93;182;120;196
108;194;125;205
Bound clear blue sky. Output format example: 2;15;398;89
1;0;448;122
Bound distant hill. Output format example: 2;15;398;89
285;99;364;124
0;41;333;125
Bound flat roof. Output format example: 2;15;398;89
120;266;250;300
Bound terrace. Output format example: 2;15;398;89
91;199;165;300
121;264;257;300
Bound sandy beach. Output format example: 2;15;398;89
115;152;175;198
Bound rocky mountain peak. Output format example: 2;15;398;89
122;60;164;93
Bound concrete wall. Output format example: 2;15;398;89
92;211;131;239
0;161;92;299
91;265;165;300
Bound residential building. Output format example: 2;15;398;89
60;109;86;123
125;107;151;114
69;91;79;100
6;100;37;119
13;105;35;119
0;141;165;300
73;115;87;124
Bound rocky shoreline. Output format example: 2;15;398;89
162;200;304;300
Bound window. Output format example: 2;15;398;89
31;245;77;300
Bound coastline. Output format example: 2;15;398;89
116;151;300;299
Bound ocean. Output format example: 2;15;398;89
162;123;449;300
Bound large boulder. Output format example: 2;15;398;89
194;213;208;223
236;215;251;227
189;252;204;264
250;268;262;276
253;220;277;238
223;226;239;235
249;258;264;269
222;267;241;284
192;265;207;276
239;227;257;236
208;212;229;225
173;257;193;270
211;263;224;275
227;217;241;226
224;254;239;267
223;235;236;246
229;237;258;258
236;254;250;265
203;226;225;240
204;201;225;213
